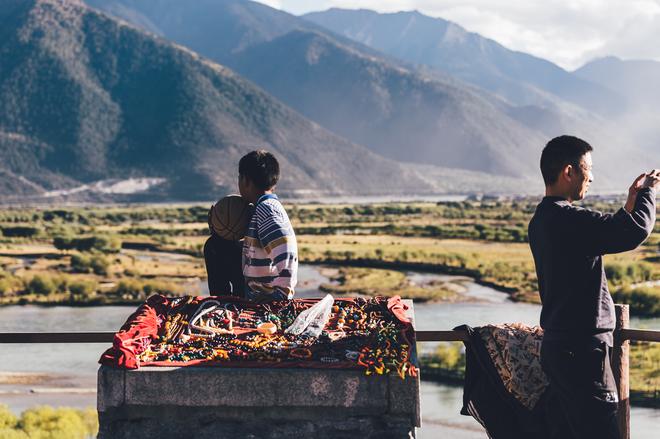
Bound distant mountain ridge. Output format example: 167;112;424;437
230;29;545;177
575;56;660;111
303;8;626;116
574;56;660;157
0;0;452;201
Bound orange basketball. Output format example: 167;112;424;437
208;195;252;241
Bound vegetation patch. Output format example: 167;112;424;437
0;404;97;438
319;267;460;302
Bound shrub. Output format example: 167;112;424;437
17;406;97;439
611;286;660;317
0;272;21;297
90;236;121;253
606;261;654;286
70;254;91;273
431;342;466;370
53;236;74;252
69;280;97;298
112;279;182;300
57;236;121;253
90;255;109;276
71;254;109;275
114;279;147;300
26;275;55;296
0;404;18;429
1;226;40;238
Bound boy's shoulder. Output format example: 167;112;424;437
255;196;290;219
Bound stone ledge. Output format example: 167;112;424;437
98;366;420;439
98;366;418;418
97;300;420;438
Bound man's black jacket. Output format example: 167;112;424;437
528;188;656;345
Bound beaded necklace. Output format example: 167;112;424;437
134;296;417;379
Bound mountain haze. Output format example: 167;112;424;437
230;29;545;177
0;0;443;200
575;57;660;156
303;8;625;116
575;57;660;112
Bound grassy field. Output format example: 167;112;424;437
317;266;462;301
0;200;658;407
0;199;657;311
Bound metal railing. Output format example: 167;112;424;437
1;304;657;439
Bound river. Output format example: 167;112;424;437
0;264;658;437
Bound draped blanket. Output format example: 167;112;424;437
460;323;550;439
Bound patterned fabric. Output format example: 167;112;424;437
242;194;298;300
478;323;548;410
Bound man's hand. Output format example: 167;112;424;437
641;169;660;190
625;170;659;212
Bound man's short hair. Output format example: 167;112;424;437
239;150;280;191
540;135;593;186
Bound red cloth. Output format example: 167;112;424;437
99;294;170;369
387;295;411;324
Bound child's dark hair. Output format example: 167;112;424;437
239;150;280;191
540;135;593;186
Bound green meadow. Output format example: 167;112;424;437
0;200;657;407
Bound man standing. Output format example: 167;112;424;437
528;135;658;438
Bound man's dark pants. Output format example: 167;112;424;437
540;339;620;439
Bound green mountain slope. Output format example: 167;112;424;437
0;0;443;200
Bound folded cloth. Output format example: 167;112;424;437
99;294;171;369
459;323;550;439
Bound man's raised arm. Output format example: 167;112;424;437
570;172;658;256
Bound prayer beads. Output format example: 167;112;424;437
130;296;417;379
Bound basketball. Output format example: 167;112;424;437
208;195;252;241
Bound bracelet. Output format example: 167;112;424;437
289;348;312;359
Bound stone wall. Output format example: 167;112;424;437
98;366;420;439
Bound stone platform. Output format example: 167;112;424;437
98;366;420;438
97;300;420;438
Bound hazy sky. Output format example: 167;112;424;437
257;0;660;70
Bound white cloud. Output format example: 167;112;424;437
262;0;660;70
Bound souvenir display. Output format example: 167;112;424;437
100;294;418;379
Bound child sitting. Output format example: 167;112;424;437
238;150;298;303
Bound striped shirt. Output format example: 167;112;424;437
242;194;298;301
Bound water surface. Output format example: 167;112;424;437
0;264;657;437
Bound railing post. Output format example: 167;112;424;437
613;304;630;439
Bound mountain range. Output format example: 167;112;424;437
0;0;453;201
86;1;653;188
84;0;546;178
303;9;628;116
0;0;655;201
